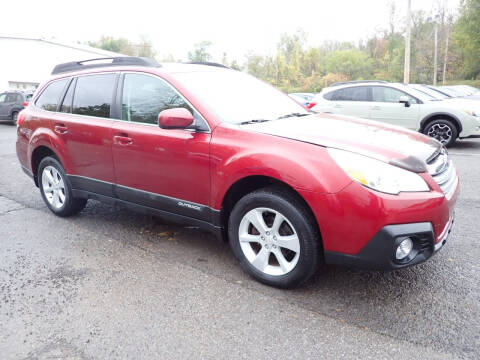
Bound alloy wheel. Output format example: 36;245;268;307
238;207;300;276
427;123;452;144
41;165;66;209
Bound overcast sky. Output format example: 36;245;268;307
1;0;460;62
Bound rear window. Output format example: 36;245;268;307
35;79;69;111
72;74;116;119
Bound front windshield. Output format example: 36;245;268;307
448;86;471;96
401;86;437;101
173;69;308;124
435;86;461;97
410;85;448;100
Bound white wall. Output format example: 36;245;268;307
0;37;124;92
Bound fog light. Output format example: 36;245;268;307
395;237;413;260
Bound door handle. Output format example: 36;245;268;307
54;124;68;134
371;106;381;110
113;135;133;146
334;104;343;108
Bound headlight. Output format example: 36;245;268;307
327;148;430;195
465;109;480;117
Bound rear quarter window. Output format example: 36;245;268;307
35;79;69;111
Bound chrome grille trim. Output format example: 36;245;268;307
428;148;458;199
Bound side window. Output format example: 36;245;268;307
335;87;369;101
6;93;17;102
0;94;5;103
73;74;116;118
60;79;75;113
121;73;193;125
35;79;69;111
372;87;418;104
16;94;23;102
323;92;334;100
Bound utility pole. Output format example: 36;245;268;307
433;16;439;85
442;27;450;85
404;0;412;84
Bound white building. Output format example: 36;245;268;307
0;36;125;92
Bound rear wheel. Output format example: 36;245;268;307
423;119;458;147
11;112;18;126
38;156;87;217
228;187;321;288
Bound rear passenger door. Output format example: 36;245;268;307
328;86;371;119
54;73;118;196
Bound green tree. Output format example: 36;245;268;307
454;0;480;78
324;48;373;79
89;36;156;59
188;41;212;62
89;36;134;55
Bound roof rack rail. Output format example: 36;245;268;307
186;61;230;69
51;56;160;75
330;80;389;87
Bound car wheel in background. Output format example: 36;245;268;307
228;186;321;288
38;156;87;217
11;112;18;126
423;119;458;147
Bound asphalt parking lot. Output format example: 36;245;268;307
0;123;479;359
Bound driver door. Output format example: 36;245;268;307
111;72;212;221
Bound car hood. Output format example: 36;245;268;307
241;113;442;173
443;97;480;109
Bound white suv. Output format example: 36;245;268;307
311;81;480;146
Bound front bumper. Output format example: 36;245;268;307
324;218;454;270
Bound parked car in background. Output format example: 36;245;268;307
311;81;480;146
424;85;477;100
17;57;458;288
410;84;480;107
443;85;480;100
459;85;480;94
288;92;316;109
0;91;32;125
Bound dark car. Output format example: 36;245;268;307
0;91;31;125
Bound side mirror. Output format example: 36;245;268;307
399;95;410;107
158;108;194;129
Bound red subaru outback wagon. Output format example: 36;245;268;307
16;57;458;288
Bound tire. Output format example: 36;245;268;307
11;112;18;126
38;156;87;217
423;119;458;147
228;186;321;288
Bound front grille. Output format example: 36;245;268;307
427;148;458;199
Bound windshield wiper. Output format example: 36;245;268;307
276;112;310;120
239;119;272;125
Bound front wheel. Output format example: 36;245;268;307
228;187;321;288
423;119;458;147
38;156;87;217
